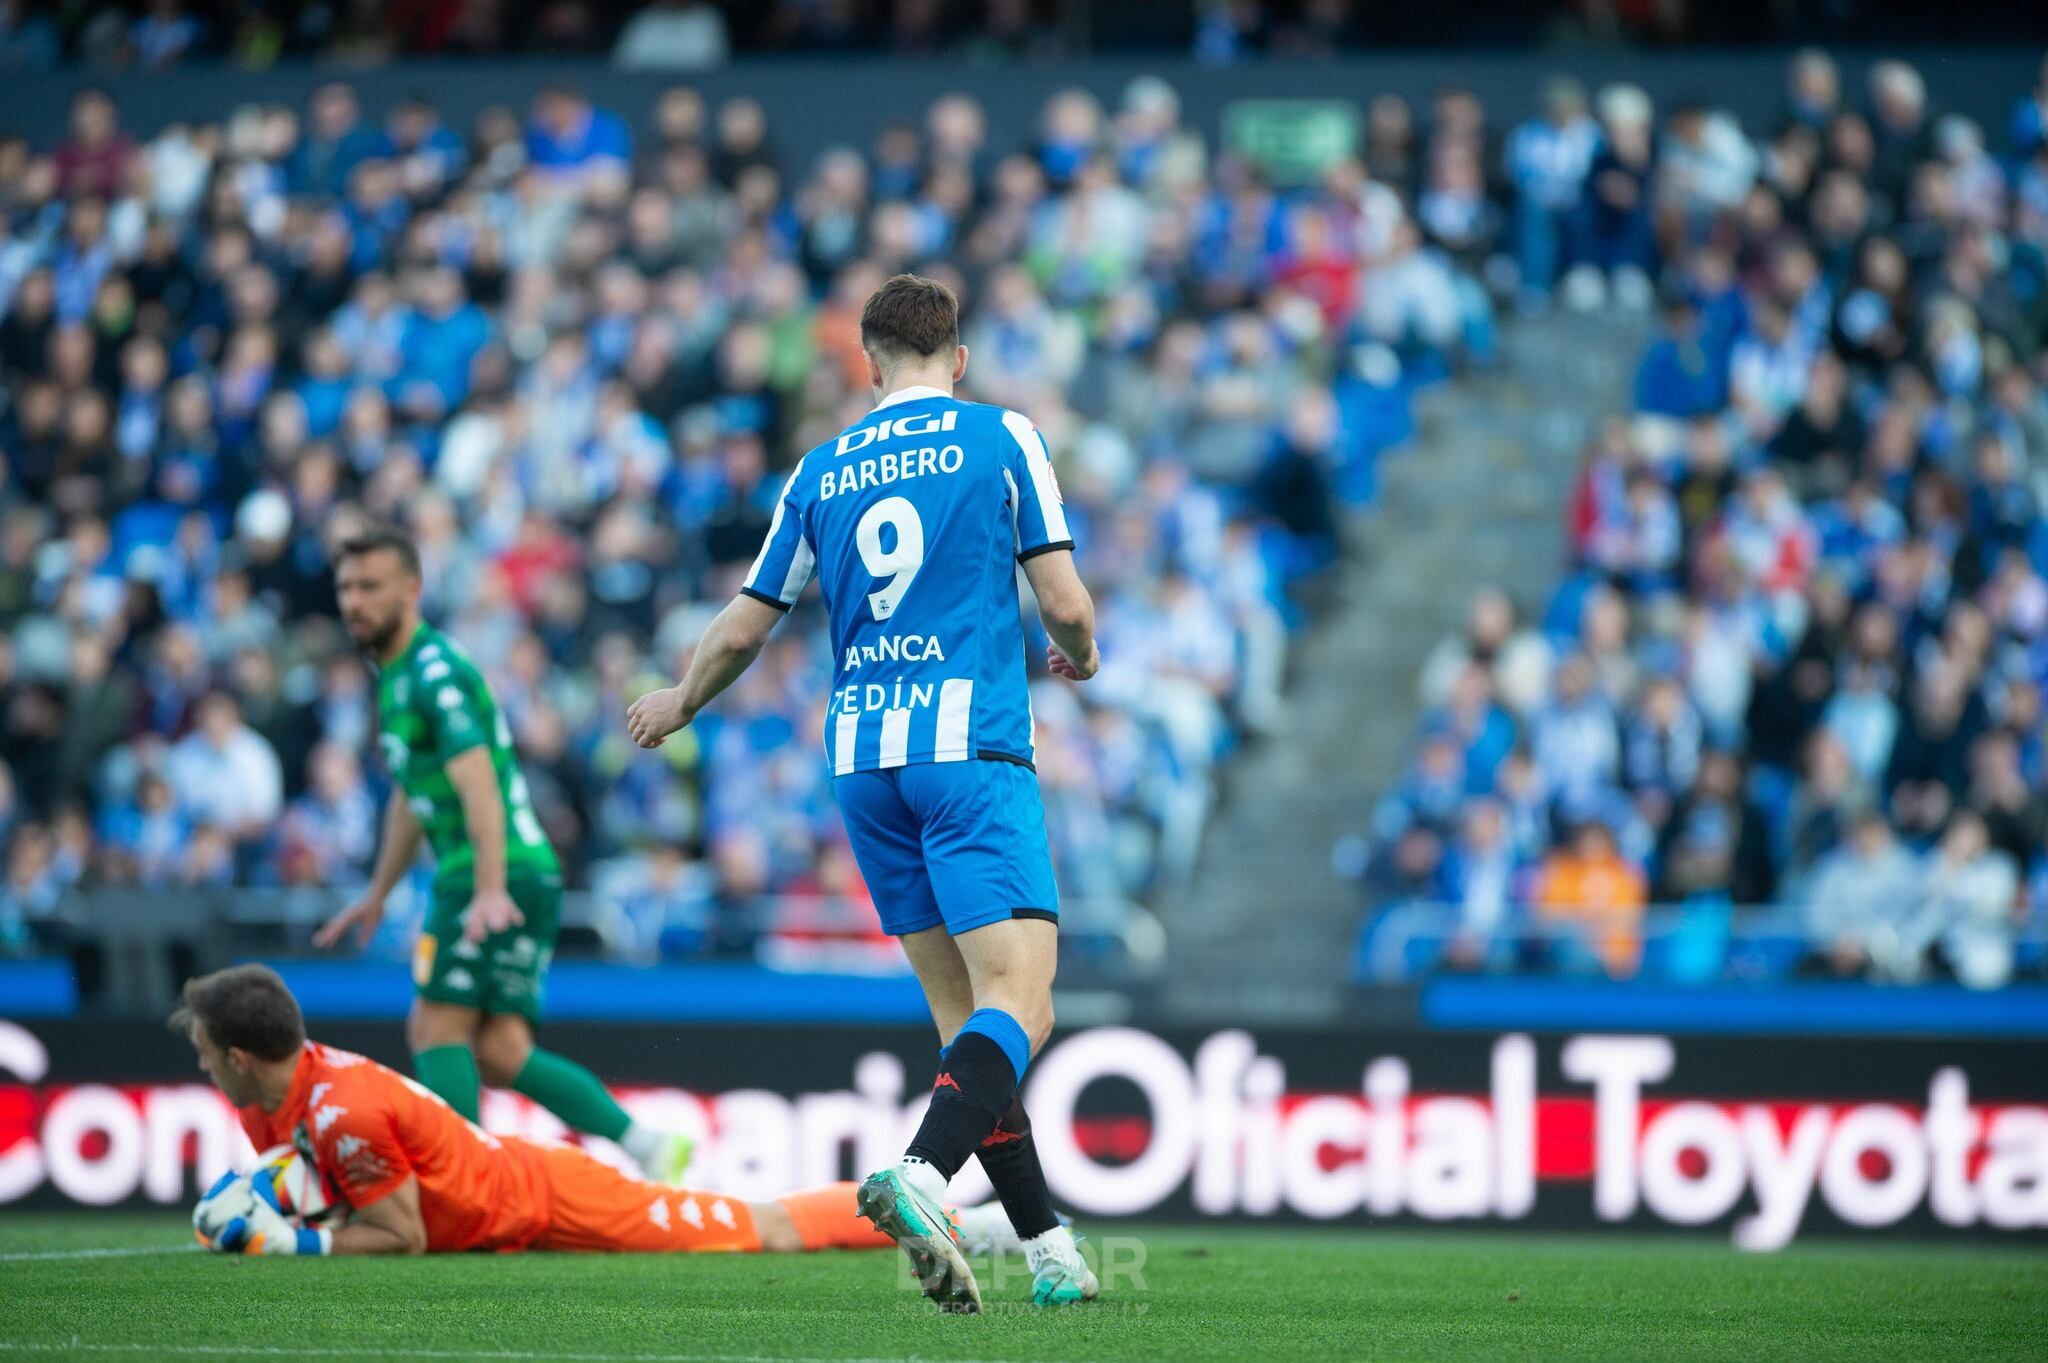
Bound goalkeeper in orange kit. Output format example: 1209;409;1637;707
177;964;1012;1257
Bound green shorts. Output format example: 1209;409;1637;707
412;874;562;1024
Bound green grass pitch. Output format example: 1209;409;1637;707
2;1213;2042;1362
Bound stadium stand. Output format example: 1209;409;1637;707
2;5;2044;1013
0;53;1407;980
1354;52;2048;991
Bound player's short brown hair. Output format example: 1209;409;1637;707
860;273;959;368
169;964;306;1061
336;525;421;579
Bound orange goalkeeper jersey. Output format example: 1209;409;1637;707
238;1041;553;1252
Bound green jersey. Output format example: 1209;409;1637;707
375;621;559;889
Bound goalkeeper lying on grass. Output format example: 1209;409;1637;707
178;964;1017;1259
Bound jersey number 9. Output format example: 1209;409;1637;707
856;496;925;621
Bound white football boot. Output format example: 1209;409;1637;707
1025;1223;1100;1305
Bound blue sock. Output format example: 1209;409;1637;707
904;1008;1031;1181
955;1007;1033;1082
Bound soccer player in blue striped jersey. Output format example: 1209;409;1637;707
627;275;1100;1312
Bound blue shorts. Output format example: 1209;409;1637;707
834;759;1061;937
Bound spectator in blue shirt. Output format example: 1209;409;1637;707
1506;77;1599;308
2011;54;2048;157
51;197;112;324
129;0;203;69
526;86;632;186
376;96;467;198
340;160;409;274
1437;799;1523;970
1374;734;1471;846
0;0;60;72
294;328;354;437
289;83;380;199
391;267;488;421
1635;295;1730;418
1812;479;1907;592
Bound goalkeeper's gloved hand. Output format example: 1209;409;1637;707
193;1171;332;1256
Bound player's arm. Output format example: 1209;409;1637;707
631;460;811;748
626;594;786;748
195;1141;426;1257
1000;412;1094;678
330;1174;429;1256
445;745;520;942
1023;549;1099;681
314;792;422;948
413;671;522;943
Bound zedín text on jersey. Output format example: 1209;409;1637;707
741;386;1072;775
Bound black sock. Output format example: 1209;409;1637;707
904;1033;1017;1181
976;1097;1060;1238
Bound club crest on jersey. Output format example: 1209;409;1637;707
836;408;958;456
842;634;946;671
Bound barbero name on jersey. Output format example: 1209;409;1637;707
842;632;947;672
821;409;963;501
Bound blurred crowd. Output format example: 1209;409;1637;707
1358;52;2048;990
0;62;1447;957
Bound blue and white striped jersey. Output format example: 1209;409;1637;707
741;385;1072;775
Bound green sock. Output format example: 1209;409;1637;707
413;1044;482;1123
513;1047;633;1143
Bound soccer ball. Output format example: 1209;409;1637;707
194;1146;339;1245
251;1145;339;1225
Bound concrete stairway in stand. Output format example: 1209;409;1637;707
1159;310;1650;1023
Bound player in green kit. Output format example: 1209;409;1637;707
315;527;692;1184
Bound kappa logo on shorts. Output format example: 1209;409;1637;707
648;1198;671;1232
679;1197;703;1229
444;967;475;992
711;1200;736;1229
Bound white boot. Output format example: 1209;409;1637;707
1025;1223;1100;1305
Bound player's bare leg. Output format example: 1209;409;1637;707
900;927;975;1041
951;916;1055;1048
